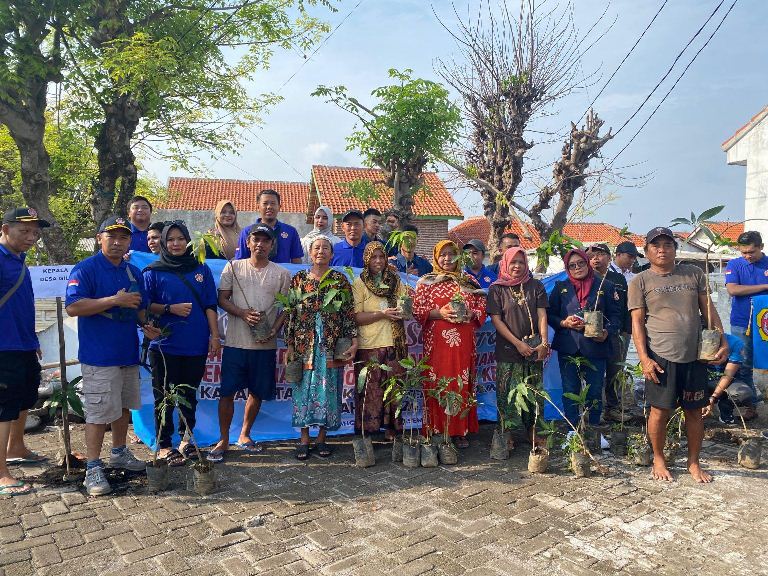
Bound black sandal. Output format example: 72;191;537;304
315;442;333;457
164;448;185;467
182;443;199;461
295;444;310;461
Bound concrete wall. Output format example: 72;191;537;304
725;118;768;242
153;209;313;238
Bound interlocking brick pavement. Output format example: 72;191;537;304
1;421;767;576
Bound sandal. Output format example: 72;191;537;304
163;449;186;467
295;444;310;461
206;449;225;463
315;442;333;457
0;481;33;496
237;440;265;454
181;444;199;461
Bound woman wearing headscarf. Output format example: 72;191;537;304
352;241;409;441
487;247;549;448
547;248;620;427
300;206;341;264
285;236;358;460
206;199;241;260
143;223;221;465
413;240;487;449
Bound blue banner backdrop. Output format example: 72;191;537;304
128;252;566;448
752;294;768;370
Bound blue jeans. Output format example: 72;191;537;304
558;354;607;426
731;325;757;405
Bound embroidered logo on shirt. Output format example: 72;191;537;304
195;273;204;283
442;328;461;347
67;279;79;287
281;231;289;239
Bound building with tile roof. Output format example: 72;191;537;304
155;166;464;258
722;104;768;243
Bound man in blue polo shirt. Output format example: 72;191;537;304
235;189;303;263
332;210;368;267
390;224;432;278
463;239;497;289
724;230;768;420
705;333;747;426
66;216;160;496
0;207;49;496
127;195;153;253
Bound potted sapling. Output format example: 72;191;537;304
448;291;468;323
670;205;726;360
275;287;313;383
582;267;609;338
317;266;355;360
664;408;684;467
727;394;763;469
517;283;541;355
43;375;85;481
352;359;390;468
383;355;431;468
627;400;652;466
533;229;583;274
609;359;640;456
507;373;552;471
431;375;473;465
385;229;418;319
561;384;597;478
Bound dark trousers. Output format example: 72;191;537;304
149;350;206;449
605;332;630;409
559;354;607;426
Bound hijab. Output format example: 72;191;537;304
144;223;200;275
564;248;594;308
419;239;480;291
302;206;341;263
360;241;407;358
492;246;531;287
211;200;240;260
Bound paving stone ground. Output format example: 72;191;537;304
2;419;767;576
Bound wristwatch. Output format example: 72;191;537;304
164;304;171;315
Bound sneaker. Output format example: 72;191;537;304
109;447;146;471
84;466;112;496
718;415;736;427
605;408;632;423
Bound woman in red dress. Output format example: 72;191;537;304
413;240;487;448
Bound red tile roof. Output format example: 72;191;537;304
310;165;463;220
704;221;744;243
161;178;309;212
722;105;768;151
448;217;645;250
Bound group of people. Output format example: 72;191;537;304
0;190;764;496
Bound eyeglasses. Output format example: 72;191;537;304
567;261;587;270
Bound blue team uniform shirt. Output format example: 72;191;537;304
0;244;38;352
331;237;369;268
129;222;151;253
143;265;217;356
235;219;303;262
392;252;433;277
65;252;148;367
465;265;497;289
724;255;768;327
712;333;744;374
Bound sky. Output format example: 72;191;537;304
143;0;767;233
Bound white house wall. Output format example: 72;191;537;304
725;118;768;242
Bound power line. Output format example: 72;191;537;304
608;0;739;165
245;126;306;181
578;0;669;124
613;0;727;137
277;0;368;93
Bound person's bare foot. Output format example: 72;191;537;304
688;461;713;483
652;461;674;481
211;440;228;454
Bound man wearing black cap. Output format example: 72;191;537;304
463;239;497;289
628;227;728;483
0;208;50;495
611;241;641;282
587;243;631;423
332;210;368;267
66;216;161;495
211;224;291;461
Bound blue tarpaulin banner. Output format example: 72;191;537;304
128;252;566;448
751;294;768;370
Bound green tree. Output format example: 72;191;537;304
0;0;79;263
62;0;333;226
313;68;462;225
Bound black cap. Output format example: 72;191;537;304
2;207;50;228
645;226;675;244
463;239;487;253
341;210;364;222
586;243;611;255
616;241;641;257
248;223;275;240
98;216;132;234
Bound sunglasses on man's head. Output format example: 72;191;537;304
163;220;185;226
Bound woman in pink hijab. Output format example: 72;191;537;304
487;247;549;450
